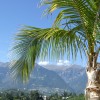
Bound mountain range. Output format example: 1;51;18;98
41;64;87;93
0;62;87;94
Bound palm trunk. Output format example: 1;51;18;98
85;52;100;100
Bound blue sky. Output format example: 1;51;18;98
0;0;54;61
0;0;88;66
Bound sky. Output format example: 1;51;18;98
0;0;54;61
0;0;89;66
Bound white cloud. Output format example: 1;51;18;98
64;60;70;65
57;62;63;66
38;60;71;66
57;60;63;65
57;60;71;66
58;60;63;63
38;61;49;65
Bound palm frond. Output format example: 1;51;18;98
10;0;100;81
10;26;87;81
42;0;100;53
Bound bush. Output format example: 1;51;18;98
0;89;85;100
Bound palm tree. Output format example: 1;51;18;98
10;0;100;100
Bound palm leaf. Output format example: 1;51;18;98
10;0;100;81
10;26;87;81
42;0;100;54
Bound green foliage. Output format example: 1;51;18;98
67;94;85;100
10;27;86;81
47;92;85;100
0;90;85;100
10;0;100;81
0;89;43;100
29;90;43;100
48;93;62;100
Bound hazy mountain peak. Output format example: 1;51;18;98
38;62;84;72
38;60;72;71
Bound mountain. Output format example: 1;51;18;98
40;64;71;72
42;64;87;93
0;62;87;94
0;62;72;94
57;65;87;93
26;64;73;92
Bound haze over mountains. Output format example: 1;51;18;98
0;62;87;94
40;63;87;93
